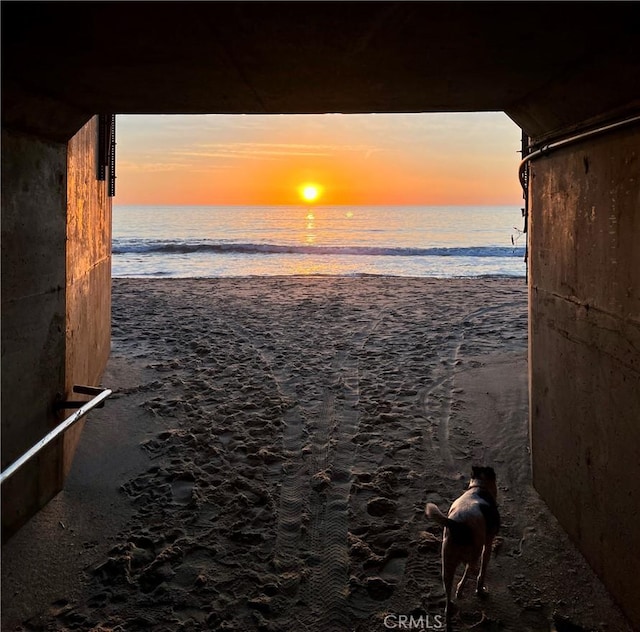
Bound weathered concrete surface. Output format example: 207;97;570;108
1;131;67;539
1;119;112;539
63;117;112;479
2;3;639;142
529;125;640;627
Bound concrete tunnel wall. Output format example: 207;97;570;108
63;117;112;480
3;116;639;625
528;124;640;626
1;130;68;539
1;117;112;539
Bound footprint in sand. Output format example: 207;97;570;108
170;475;195;505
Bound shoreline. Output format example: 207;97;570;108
111;273;528;279
2;277;631;631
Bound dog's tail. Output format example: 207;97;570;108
425;503;472;545
425;502;449;526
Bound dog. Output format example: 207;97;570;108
425;466;500;626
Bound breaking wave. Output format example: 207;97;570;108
112;240;525;258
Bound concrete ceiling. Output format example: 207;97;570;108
3;1;640;142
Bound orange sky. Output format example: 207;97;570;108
115;112;523;206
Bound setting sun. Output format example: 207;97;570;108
299;183;323;203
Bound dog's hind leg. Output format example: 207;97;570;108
442;549;456;625
455;563;470;598
476;542;492;596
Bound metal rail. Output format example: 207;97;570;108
516;112;640;284
0;386;112;485
518;112;640;190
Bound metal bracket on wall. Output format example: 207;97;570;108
108;114;116;197
520;130;530;284
54;384;110;410
97;114;117;197
0;385;112;485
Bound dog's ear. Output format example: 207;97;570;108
471;465;497;480
483;466;496;481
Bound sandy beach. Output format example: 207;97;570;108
1;277;633;631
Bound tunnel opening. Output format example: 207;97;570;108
3;2;639;627
112;111;527;280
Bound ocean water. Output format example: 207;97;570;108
112;205;527;278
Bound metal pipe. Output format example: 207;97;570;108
0;387;112;485
518;113;640;190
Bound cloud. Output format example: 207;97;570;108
173;142;380;161
117;159;236;173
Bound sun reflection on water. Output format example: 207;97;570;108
305;216;316;244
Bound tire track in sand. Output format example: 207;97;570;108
225;322;310;575
421;300;525;476
420;339;461;475
230;301;390;630
304;308;390;632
